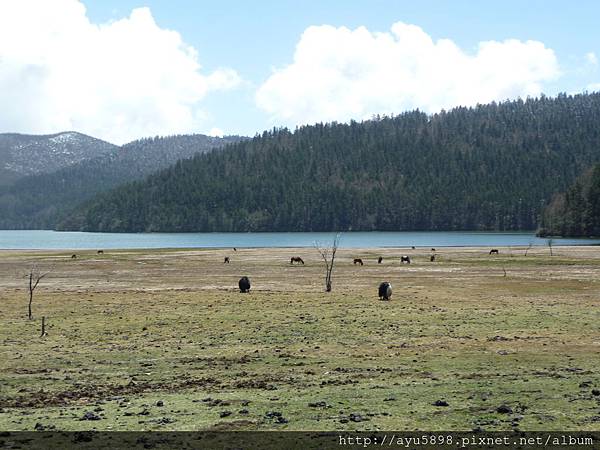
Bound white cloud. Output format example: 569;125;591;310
0;0;240;144
585;52;598;66
588;83;600;92
256;22;560;127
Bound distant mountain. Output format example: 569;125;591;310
538;164;600;238
60;92;600;233
0;133;245;229
0;132;117;186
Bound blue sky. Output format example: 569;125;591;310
1;1;599;143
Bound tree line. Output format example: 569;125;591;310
59;92;600;233
539;163;600;237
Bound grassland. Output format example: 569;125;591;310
0;245;599;431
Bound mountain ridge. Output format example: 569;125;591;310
0;133;246;229
0;131;117;185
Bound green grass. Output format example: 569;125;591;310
1;246;599;431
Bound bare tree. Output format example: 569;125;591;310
524;241;533;256
547;238;554;257
314;233;341;292
27;265;49;320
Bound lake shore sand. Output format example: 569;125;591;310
1;246;599;430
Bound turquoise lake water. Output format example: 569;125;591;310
0;230;599;249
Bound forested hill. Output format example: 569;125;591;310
59;93;600;233
538;164;600;237
0;134;244;229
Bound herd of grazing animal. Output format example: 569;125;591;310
67;247;501;301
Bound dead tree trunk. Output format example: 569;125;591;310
27;265;49;320
315;233;341;292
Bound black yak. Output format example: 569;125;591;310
378;282;392;300
489;249;499;255
377;256;383;264
290;256;304;265
239;276;251;293
400;255;411;264
353;258;364;265
224;257;230;264
71;254;77;259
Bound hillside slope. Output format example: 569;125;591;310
0;134;244;229
0;132;117;186
61;93;600;233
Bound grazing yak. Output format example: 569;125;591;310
238;276;251;293
489;249;499;255
430;254;436;262
400;255;411;264
377;256;383;264
71;254;77;259
353;258;364;266
378;282;392;301
290;256;304;265
224;257;230;264
97;250;104;254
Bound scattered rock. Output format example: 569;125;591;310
496;404;513;414
349;413;365;422
138;409;150;416
592;390;600;396
308;401;328;408
264;411;288;423
81;411;101;421
156;400;164;407
433;400;449;407
383;396;396;402
219;411;232;418
153;417;174;425
239;409;249;415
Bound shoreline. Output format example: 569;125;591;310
0;243;599;252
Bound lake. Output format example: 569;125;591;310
0;230;599;250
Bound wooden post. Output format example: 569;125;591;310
40;316;47;337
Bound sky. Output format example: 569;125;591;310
0;0;599;144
